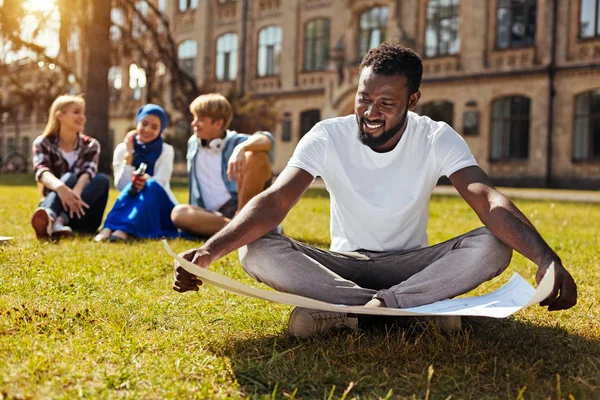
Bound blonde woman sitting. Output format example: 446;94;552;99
31;95;110;239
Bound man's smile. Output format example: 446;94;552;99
361;118;385;134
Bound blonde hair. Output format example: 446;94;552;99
43;95;86;137
190;93;233;129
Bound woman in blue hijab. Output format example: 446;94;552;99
95;104;179;242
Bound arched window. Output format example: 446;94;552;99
300;109;321;139
490;96;530;161
573;89;600;161
304;19;330;72
257;26;282;77
580;0;600;38
178;40;198;77
358;7;388;58
110;8;124;41
179;0;199;12
425;0;460;57
129;64;146;100
216;33;238;81
420;101;454;127
496;0;536;49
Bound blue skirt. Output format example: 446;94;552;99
103;178;179;239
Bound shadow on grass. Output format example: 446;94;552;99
220;317;600;399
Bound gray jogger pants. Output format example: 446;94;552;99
238;227;513;308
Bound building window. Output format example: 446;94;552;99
496;0;536;49
580;0;600;38
178;40;197;77
304;19;330;72
179;0;198;12
7;137;15;154
110;8;124;41
22;137;30;161
490;96;530;161
425;0;460;57
129;64;146;100
258;26;282;77
108;66;123;103
132;1;148;39
216;33;238;81
420;100;454;127
573;89;600;160
359;7;388;59
300;109;321;139
68;29;79;52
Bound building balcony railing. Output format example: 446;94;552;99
252;75;281;93
489;47;536;70
570;39;600;63
212;80;237;95
298;71;329;89
422;55;461;76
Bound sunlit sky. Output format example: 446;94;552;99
2;0;60;63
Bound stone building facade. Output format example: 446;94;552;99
162;0;600;187
2;0;599;188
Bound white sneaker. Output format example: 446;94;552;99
31;208;53;239
288;307;358;338
51;217;72;238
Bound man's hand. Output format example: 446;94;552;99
56;184;89;219
172;248;212;293
536;259;577;311
227;145;246;182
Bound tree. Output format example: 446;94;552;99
1;0;280;172
84;0;111;172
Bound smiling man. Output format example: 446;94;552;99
170;94;274;237
173;43;577;338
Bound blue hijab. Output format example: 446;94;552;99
133;104;168;176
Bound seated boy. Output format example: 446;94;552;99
171;93;274;237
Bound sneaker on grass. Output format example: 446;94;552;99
31;208;53;239
287;307;358;338
51;216;72;238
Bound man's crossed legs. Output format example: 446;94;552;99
171;151;272;236
239;227;513;337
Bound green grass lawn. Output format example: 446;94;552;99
0;174;599;399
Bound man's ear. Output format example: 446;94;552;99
213;118;224;130
408;91;421;111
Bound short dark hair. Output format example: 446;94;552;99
359;43;423;95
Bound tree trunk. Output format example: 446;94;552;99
84;0;111;173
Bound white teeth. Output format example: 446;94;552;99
366;122;382;129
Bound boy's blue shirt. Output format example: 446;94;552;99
186;130;274;208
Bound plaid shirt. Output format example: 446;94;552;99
32;134;100;192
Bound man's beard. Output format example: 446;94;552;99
356;105;409;150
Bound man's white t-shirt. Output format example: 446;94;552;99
194;143;232;211
287;112;478;253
